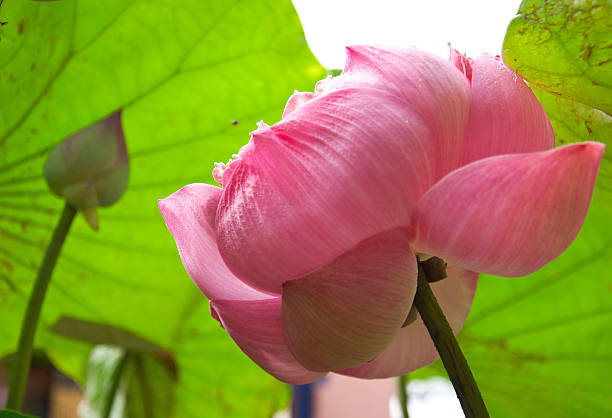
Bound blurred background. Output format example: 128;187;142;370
1;0;610;417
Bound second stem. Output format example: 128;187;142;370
6;202;77;411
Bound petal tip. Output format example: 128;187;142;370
158;195;177;226
157;196;170;213
449;48;473;83
581;141;606;155
557;142;606;167
282;91;315;119
343;44;377;70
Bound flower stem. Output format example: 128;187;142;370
6;202;77;411
413;262;489;418
397;374;410;418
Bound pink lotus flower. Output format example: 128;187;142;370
159;46;604;384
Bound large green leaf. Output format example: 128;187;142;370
502;0;612;114
0;0;324;416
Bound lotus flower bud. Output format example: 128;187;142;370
44;112;129;230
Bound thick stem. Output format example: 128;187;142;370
397;374;410;418
6;203;77;411
413;263;489;418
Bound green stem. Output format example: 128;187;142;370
101;351;130;418
413;263;489;418
397;374;410;418
6;202;77;410
133;354;154;418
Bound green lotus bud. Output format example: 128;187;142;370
44;112;129;230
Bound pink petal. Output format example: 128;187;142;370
282;91;315;119
216;47;470;293
449;48;473;83
329;45;471;179
339;265;478;378
411;142;605;277
211;297;326;384
161;185;320;383
217;92;429;292
458;53;555;165
159;183;272;300
280;228;417;372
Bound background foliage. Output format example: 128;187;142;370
0;0;324;416
0;0;610;417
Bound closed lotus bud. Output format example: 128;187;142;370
44;112;129;230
